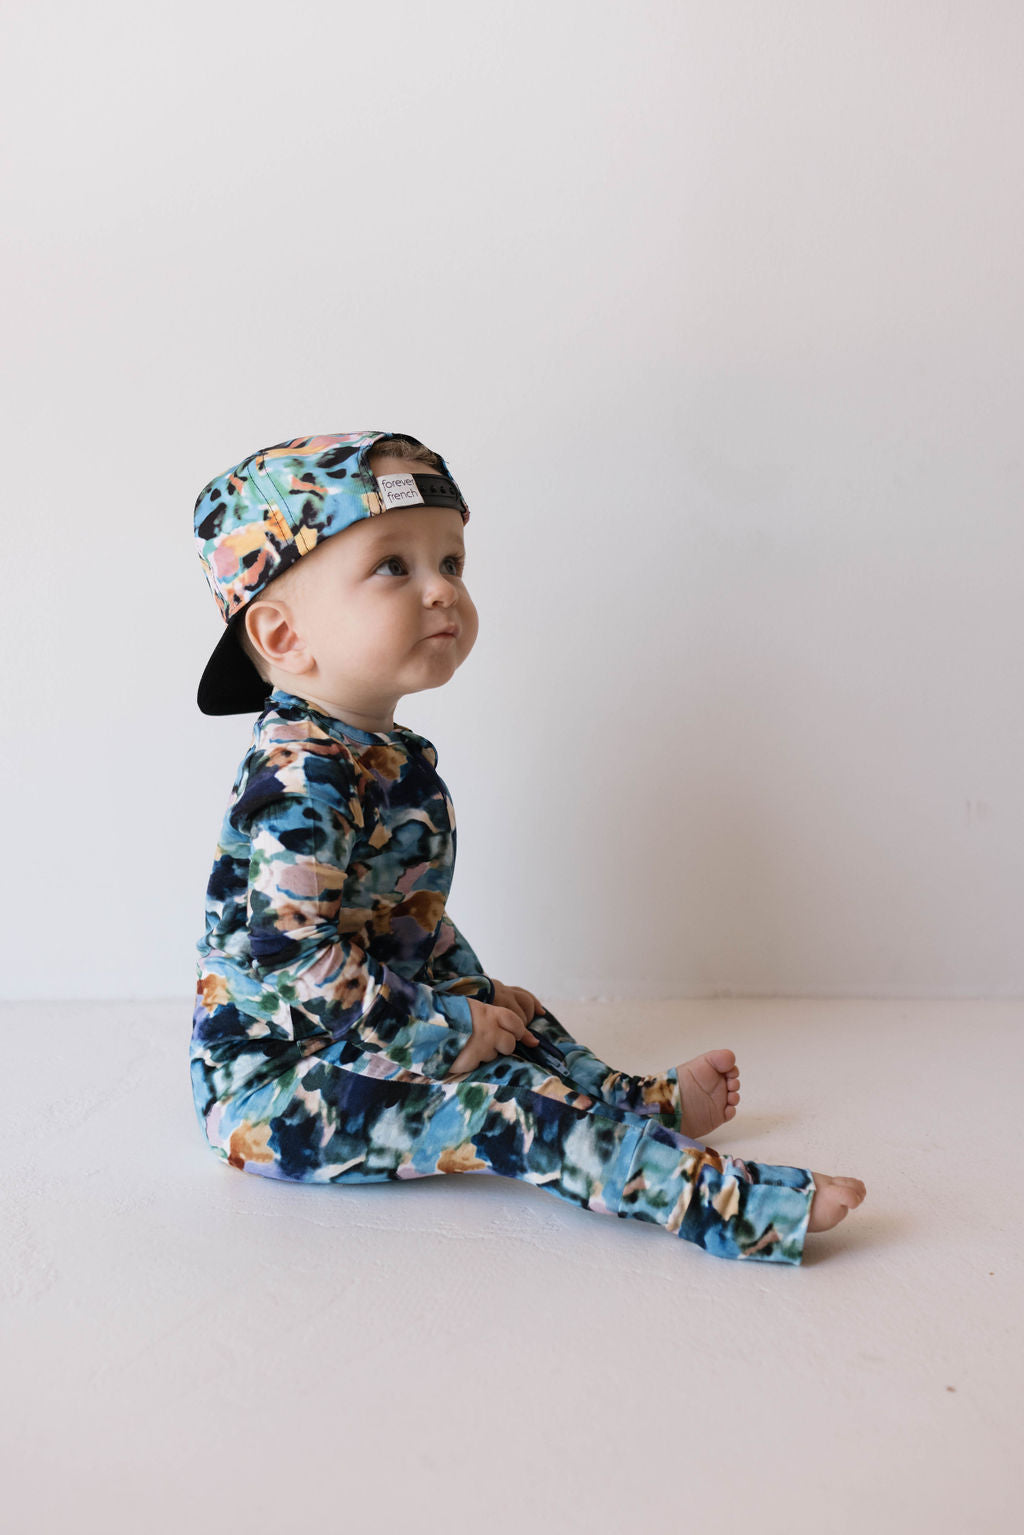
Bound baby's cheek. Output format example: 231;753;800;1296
460;601;480;650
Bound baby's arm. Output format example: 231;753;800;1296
426;913;496;1003
241;789;475;1080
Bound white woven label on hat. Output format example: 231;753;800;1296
377;472;424;510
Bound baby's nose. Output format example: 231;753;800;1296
427;574;459;601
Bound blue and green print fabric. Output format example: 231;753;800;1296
190;687;815;1263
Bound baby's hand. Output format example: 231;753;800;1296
449;998;541;1076
490;978;544;1025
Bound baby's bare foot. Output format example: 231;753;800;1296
675;1049;741;1139
808;1174;867;1233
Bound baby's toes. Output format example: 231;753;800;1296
683;1053;732;1098
676;1050;741;1138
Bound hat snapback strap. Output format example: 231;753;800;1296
375;470;467;515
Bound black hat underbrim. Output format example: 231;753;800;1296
197;610;274;716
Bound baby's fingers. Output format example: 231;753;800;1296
496;1006;539;1049
510;985;541;1021
517;1020;540;1046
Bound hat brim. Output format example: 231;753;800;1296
197;610;273;716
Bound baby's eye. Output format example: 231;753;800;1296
376;556;406;576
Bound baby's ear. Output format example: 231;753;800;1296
244;599;309;672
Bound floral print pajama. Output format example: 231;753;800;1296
190;689;814;1263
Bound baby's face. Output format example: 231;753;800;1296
274;463;478;729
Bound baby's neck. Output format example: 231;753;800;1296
280;686;395;734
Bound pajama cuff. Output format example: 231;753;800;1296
703;1167;816;1265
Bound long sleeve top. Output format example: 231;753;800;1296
191;687;493;1111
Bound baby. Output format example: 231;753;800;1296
190;429;865;1265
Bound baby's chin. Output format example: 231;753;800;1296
407;655;467;690
407;657;464;691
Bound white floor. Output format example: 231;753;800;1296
1;998;1020;1535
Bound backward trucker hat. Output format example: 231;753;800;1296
194;430;470;716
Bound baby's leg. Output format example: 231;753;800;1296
523;1009;740;1139
200;1045;815;1264
521;1006;685;1130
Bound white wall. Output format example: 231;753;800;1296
2;0;1021;1000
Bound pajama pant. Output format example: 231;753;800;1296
191;1004;814;1264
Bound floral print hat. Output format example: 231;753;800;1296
193;430;470;716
